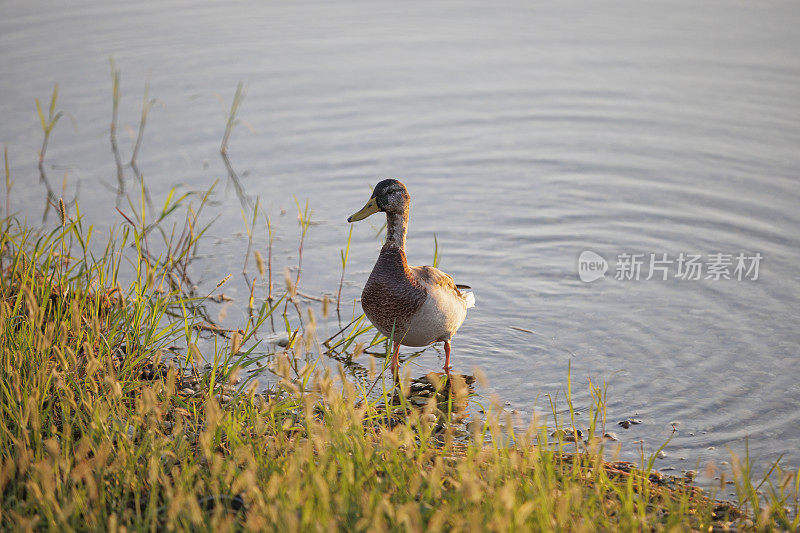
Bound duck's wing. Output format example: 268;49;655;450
410;265;475;308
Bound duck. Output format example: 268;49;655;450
347;179;475;376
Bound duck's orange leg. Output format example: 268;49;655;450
443;341;452;374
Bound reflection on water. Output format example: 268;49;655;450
2;0;800;493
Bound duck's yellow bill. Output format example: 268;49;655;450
347;198;379;222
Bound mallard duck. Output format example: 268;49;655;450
347;179;475;376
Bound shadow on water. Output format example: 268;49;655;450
219;82;252;211
35;85;79;222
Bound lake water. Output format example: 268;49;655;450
2;0;799;493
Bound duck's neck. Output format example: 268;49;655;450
384;209;408;251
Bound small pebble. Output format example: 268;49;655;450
617;418;642;429
421;413;437;424
551;428;583;442
657;450;667;459
180;388;195;396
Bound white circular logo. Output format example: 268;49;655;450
578;251;607;282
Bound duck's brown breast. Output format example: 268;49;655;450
361;246;427;341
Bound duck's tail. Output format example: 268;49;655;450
463;290;476;309
455;284;475;308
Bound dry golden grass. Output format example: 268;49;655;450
1;205;797;532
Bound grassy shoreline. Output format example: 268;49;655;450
2;201;797;532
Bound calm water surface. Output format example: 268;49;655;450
2;0;799;492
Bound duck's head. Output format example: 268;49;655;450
347;179;410;222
